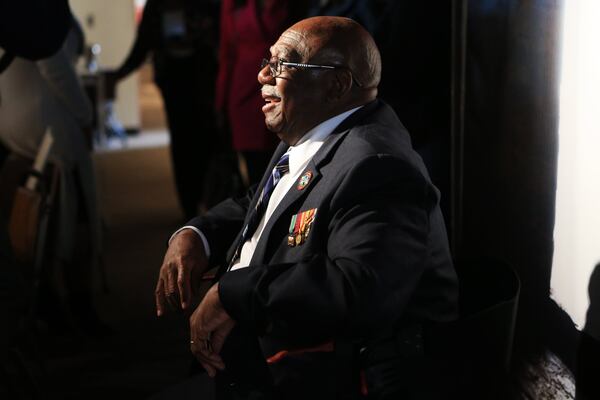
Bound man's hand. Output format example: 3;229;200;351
155;229;209;316
190;283;236;377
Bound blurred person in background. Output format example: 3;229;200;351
0;16;103;333
108;0;220;221
1;2;73;390
0;0;71;165
216;0;308;187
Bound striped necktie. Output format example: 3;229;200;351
228;151;290;269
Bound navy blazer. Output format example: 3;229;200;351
188;99;458;399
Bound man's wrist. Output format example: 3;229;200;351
169;226;212;259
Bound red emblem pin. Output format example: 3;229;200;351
297;171;313;190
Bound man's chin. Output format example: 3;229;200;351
264;122;291;144
265;119;282;134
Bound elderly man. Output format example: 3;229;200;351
156;16;458;399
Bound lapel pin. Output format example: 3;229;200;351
297;170;313;191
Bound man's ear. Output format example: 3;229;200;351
326;69;353;101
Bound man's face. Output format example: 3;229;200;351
258;29;330;145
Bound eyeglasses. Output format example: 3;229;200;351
260;58;363;88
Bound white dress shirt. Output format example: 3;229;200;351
171;106;362;269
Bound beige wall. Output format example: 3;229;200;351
70;0;140;129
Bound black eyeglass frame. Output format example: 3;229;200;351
260;58;363;88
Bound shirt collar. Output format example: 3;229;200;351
286;106;363;175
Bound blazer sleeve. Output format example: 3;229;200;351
217;154;441;343
187;184;258;267
115;0;159;80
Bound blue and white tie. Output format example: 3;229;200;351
228;151;290;269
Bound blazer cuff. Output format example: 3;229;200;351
218;266;267;334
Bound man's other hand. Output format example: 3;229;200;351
190;283;235;378
155;229;208;316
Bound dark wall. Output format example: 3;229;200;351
460;0;567;374
367;2;452;225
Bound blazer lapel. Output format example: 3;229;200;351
248;111;365;265
236;100;382;266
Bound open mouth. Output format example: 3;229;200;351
261;93;281;113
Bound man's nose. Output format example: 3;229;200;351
258;65;275;85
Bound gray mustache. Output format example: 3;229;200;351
261;87;281;98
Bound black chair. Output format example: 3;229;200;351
347;257;520;400
426;257;520;399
